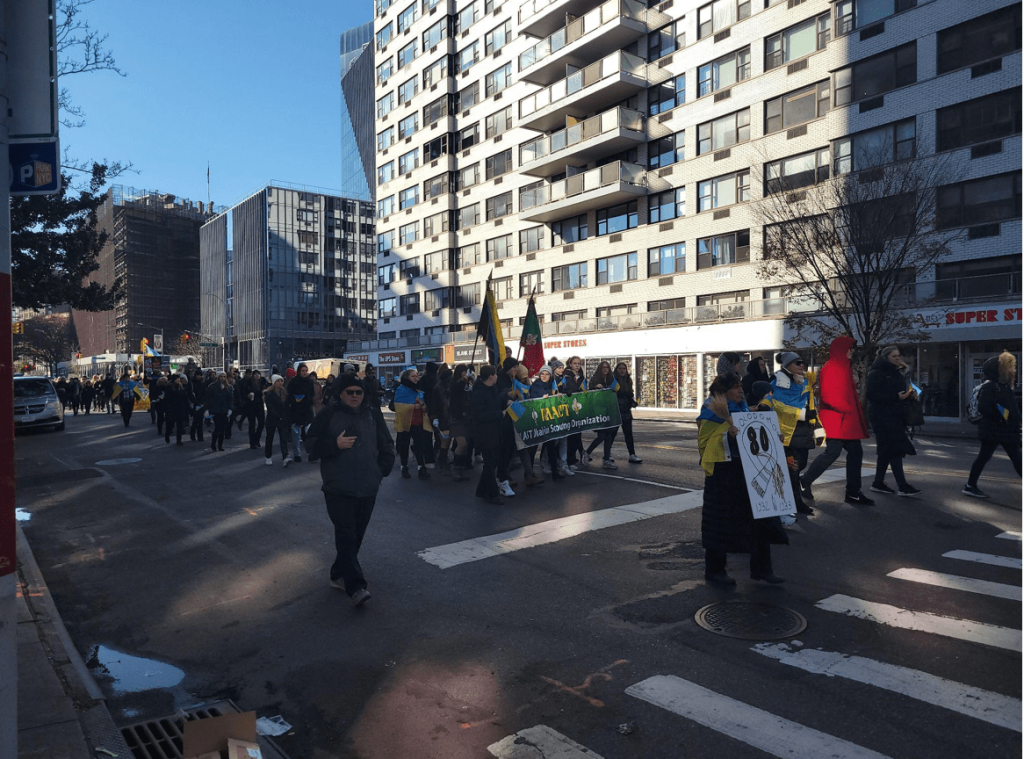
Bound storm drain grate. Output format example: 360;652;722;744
695;601;807;640
118;700;290;759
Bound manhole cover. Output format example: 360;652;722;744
695;602;807;640
96;458;143;465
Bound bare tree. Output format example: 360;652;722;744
18;316;79;375
755;147;963;373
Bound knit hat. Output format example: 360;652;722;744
776;351;802;369
502;356;520;372
536;365;553;378
270;374;284;385
548;359;564;371
751;381;773;403
337;374;364;391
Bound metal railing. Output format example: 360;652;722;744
519;161;646;211
519;0;646;71
518;51;647;119
518;0;564;24
908;273;1022;302
520;107;644;165
541;299;789;336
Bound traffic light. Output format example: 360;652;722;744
13;322;24;334
182;331;191;343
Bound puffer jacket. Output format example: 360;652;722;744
866;357;915;457
286;374;317;425
976;355;1022;444
817;336;868;440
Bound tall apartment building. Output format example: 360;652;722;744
361;0;1021;418
72;186;215;356
341;21;377;201
199;183;376;370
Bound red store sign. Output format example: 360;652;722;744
944;307;1023;325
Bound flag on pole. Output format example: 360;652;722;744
519;294;545;377
476;276;507;366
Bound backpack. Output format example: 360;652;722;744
967;381;986;424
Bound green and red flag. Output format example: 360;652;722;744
520;295;545;377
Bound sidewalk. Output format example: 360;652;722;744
15;524;131;759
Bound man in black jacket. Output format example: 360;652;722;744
964;352;1022;498
286;363;317;461
306;374;396;606
471;365;506;504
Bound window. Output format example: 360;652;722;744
400;257;421;279
457;40;480;72
379;297;397;318
698;47;750;97
399;40;418;69
552;309;587;321
458;203;480;229
398;2;419;31
697;170;749;211
423;173;451;199
378;195;395;218
377;127;396;154
765;13;830;70
423;0;442;11
697;290;749;305
486;149;513;179
400;293;421;315
399;148;420;174
451;124;476;153
834;42;916;106
425;287;451;311
376;22;394;50
455;1;479;33
649;188;686;223
936;87;1023;152
649;20;685;59
457;243;481;268
765;81;830;134
399;112;419;139
649;297;686;311
425;249;451;273
423;93;451;126
486;234;513;260
648;75;686;116
597;304;637;318
424;133;452;160
764;150;829;194
491;276;514;301
486;63;512;97
647;243;686;276
937;172;1021;229
377;91;396;118
937;5;1022;74
486;191;513;220
457;163;480;189
833;118;915;174
423;55;450;88
399;220;419;244
423;17;448;49
485;20;511;55
398;76;420;104
378;263;397;285
698;0;751;39
378;160;395;186
597;253;639;284
520;270;544;297
457;282;481;307
457;81;480;111
376;0;393;16
697;230;750;268
377;229;395;253
519;226;546;253
486;106;513;138
835;0;916;36
551;263;587;291
553;214;588;244
697;108;750;154
424;211;451;236
377;57;394;85
648;132;685;169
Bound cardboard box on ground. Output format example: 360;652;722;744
182;711;263;759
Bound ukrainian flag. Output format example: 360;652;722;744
477;278;507;366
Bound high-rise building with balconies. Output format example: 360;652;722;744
361;0;1021;419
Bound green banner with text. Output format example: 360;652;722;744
509;390;621;446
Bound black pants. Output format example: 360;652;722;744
803;438;863;494
212;413;228;449
968;440;1023;486
165;417;186;443
476;447;501;498
396;429;426;468
621;414;636;456
190;409;205;440
875;452;909;487
265;418;290;459
155;408;165;434
566;433;584;465
118;400;134;427
586;427;619;460
785;447;809;508
248;406;266;447
324;492;378;596
705;542;772;577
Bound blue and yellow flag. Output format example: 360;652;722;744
477;277;507;367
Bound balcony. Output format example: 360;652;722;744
518;51;648;132
909;273;1022;303
542;299;791;336
519;107;645;178
518;0;605;39
519;160;647;223
518;0;649;86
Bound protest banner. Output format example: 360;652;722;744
508;389;620;446
732;411;796;519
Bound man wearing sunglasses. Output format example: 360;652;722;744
305;374;396;607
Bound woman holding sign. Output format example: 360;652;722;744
698;373;788;586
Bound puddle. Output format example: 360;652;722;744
15;509;31;522
95;458;143;466
85;645;185;693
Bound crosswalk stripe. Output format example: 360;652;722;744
943;550;1022;570
417;490;704;569
752;643;1022;732
996;531;1022;542
488;725;604;758
626;675;893;759
815;594;1022;653
888;568;1022;601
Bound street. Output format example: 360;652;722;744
14;412;1022;759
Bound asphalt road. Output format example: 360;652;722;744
14;410;1022;759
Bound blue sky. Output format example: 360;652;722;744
61;1;374;209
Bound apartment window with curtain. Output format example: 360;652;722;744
486;234;513;261
597;253;638;284
698;47;750;96
765;81;830;134
697;170;749;211
697;230;750;268
764;149;830;194
485;20;511;55
697;108;750;154
765;13;830;71
486;191;513;220
698;0;751;39
553;215;588;244
520;270;544;297
647;243;686;276
551;262;587;291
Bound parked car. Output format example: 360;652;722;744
13;376;65;432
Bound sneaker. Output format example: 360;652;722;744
283;456;293;468
558;466;575;477
962;484;989;499
780;514;797;526
704;571;736;587
602;459;618;470
541;464;552;475
629;454;643;463
418;466;431;480
498;480;515;497
568;464;578;471
350;588;371;607
401;466;411;479
329;578;345;591
265;458;273;466
799;479;814;501
897;484;922;497
870;481;896;495
844;492;875;506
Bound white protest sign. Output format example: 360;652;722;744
732;411;797;519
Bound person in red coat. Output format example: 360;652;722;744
799;336;875;506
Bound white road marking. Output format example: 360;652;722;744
488;725;604;758
626;675;893;759
752;643;1022;732
942;550;1022;570
572;470;691;490
996;531;1022;541
815;594;1022;652
418;490;704;569
888;568;1022;601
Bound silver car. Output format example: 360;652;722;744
13;376;65;432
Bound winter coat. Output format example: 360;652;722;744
430;380;451;429
264;387;288;426
393;378;431;433
866;357;916;457
448;378;473;425
151;378;168;408
470;381;505;449
286;375;316;425
162;384;192;423
204;382;234;415
817;336;869;441
560;371;587;395
613;373;637;418
247;377;268;411
770;370;817;449
306;401;396;498
742;359;772;407
976;356;1022;444
529;375;557;399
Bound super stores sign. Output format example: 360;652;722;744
920;305;1023;329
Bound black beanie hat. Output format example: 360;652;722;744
337;374;364;391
